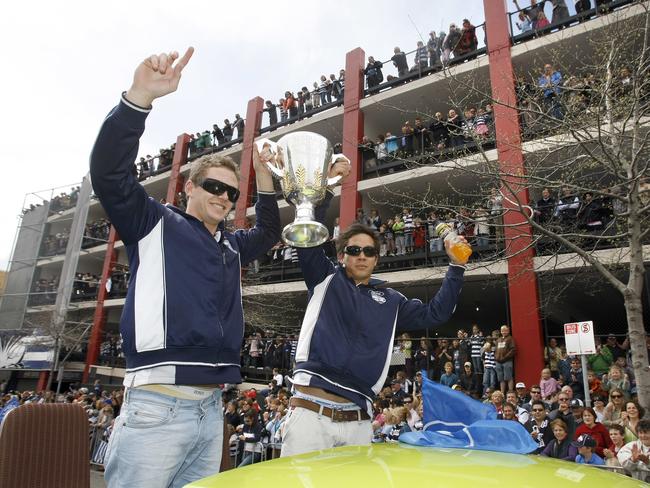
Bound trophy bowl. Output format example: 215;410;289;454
256;132;347;248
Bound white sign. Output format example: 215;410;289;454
564;321;596;355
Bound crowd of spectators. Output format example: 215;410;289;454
367;328;649;478
23;187;81;216
1;327;647;478
364;18;481;95
29;273;101;305
512;0;625;36
40;218;111;257
261;70;346;128
359;105;495;175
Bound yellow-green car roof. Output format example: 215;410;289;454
186;443;646;487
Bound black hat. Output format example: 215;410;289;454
572;434;596;448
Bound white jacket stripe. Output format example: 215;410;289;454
295;274;335;362
135;219;166;351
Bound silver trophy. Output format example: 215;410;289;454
256;131;348;248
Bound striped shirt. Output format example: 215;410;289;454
403;213;414;234
483;350;496;369
470;334;485;358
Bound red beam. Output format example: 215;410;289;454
235;97;265;229
340;48;366;230
82;226;119;382
484;0;544;387
166;133;191;204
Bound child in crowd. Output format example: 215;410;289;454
440;361;459;388
378;224;387;256
587;370;608;399
536;11;550;30
602;365;631;398
603;424;626;467
539;367;559;401
592;396;607;423
574;434;606;465
482;339;497;394
516;11;532;32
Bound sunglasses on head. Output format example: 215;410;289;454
200;178;240;203
344;245;378;257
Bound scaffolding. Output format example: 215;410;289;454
0;177;91;346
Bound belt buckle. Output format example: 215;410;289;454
331;408;345;422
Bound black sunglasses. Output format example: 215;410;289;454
344;245;378;257
200;178;240;203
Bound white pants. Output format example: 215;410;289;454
280;406;373;457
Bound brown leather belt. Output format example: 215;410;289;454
290;397;370;422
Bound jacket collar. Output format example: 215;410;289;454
166;204;226;241
336;265;387;287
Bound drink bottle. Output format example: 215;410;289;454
435;223;472;264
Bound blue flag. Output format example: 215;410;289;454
399;374;538;454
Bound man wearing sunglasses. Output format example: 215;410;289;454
90;47;280;488
282;192;466;457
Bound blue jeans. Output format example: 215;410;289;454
471;356;483;374
483;368;497;392
429;237;443;253
105;388;223;488
238;451;262;467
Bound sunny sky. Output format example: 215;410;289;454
0;0;488;270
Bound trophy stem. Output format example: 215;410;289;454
295;202;315;222
282;202;330;248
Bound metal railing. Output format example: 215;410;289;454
508;0;636;43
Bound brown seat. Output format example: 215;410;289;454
0;403;90;488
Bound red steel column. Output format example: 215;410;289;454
484;0;544;386
166;133;191;204
340;48;365;230
234;97;265;229
83;226;119;382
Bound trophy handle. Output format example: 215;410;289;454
326;153;351;186
255;138;284;179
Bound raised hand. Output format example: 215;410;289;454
328;157;351;182
125;47;194;108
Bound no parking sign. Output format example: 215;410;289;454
564;321;596;355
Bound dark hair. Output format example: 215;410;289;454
244;410;257;421
608;424;625;436
336;223;380;255
637;419;650;433
582;407;598;421
530;400;546;410
625;401;646;419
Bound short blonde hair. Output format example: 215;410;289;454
189;153;240;184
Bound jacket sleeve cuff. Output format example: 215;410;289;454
448;263;466;274
256;191;278;201
112;93;151;129
121;92;152;113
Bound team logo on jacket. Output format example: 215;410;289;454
370;290;386;304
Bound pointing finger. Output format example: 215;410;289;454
173;46;195;76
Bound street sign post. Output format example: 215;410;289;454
563;321;595;407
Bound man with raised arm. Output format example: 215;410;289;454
280;187;466;457
90;47;280;488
